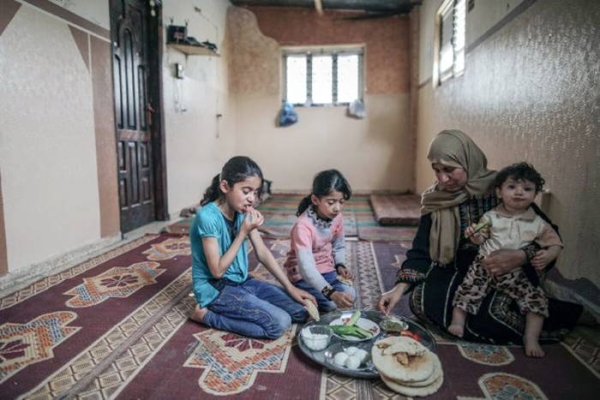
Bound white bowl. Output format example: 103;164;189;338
301;325;332;351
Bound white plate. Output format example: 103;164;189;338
329;317;381;342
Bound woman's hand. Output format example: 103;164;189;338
377;283;408;315
330;291;354;309
531;246;561;270
240;208;264;235
337;265;354;280
481;249;527;276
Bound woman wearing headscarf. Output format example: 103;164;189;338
378;130;582;344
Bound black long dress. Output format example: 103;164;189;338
397;194;582;344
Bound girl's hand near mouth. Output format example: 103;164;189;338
241;207;264;235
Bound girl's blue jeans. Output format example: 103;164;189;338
294;271;356;312
203;277;307;339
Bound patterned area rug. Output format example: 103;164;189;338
162;194;418;242
1;235;598;399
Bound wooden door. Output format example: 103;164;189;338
111;0;157;233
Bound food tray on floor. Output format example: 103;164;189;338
297;310;435;379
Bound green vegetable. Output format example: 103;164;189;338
465;219;492;238
346;310;362;326
330;324;372;339
332;311;373;339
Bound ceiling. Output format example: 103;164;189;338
229;0;420;15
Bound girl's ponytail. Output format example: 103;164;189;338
200;174;221;206
296;195;312;216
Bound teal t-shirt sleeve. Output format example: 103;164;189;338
197;210;220;238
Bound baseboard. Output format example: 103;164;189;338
0;233;122;298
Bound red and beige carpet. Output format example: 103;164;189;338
1;233;598;399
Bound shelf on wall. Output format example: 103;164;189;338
168;43;220;57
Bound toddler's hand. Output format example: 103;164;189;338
465;223;488;245
531;246;561;270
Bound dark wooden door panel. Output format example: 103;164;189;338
111;0;155;233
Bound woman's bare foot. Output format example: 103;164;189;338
190;305;208;324
524;336;545;358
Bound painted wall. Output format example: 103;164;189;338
415;0;600;308
161;0;235;215
0;0;235;286
48;0;109;29
0;0;117;278
228;6;414;193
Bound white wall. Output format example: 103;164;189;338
466;0;525;49
228;6;414;193
0;4;101;272
162;0;235;213
414;0;600;306
0;1;234;292
49;0;110;29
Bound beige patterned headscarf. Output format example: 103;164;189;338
421;130;497;264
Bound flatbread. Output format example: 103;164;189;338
380;369;444;397
378;336;427;357
305;301;320;321
371;337;436;382
379;352;442;388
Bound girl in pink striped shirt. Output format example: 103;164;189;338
284;170;356;312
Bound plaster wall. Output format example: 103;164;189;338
228;6;413;192
415;0;600;303
162;0;235;214
0;4;103;272
49;0;109;29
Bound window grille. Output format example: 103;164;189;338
436;0;465;85
283;48;364;106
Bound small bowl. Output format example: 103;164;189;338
301;325;332;351
379;316;409;333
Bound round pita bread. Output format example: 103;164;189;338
379;352;442;388
371;337;435;382
375;349;436;382
380;370;444;397
374;336;427;356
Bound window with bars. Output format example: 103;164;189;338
435;0;465;85
283;48;364;106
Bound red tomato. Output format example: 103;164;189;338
400;330;421;342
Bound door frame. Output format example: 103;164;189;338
146;1;168;223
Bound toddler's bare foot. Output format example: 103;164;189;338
190;305;208;324
524;336;545;358
449;307;467;338
448;323;464;338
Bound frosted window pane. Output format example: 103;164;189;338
312;55;332;104
337;55;359;103
286;55;307;104
453;0;466;75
